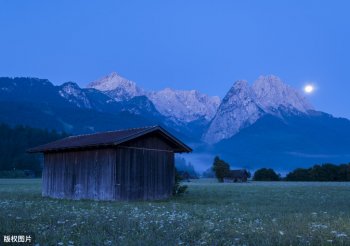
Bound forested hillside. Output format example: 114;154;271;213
0;123;68;177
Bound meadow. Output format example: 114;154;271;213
1;179;350;246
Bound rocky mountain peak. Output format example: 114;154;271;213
204;75;314;144
87;72;221;123
87;72;144;101
203;80;264;144
147;88;220;123
223;80;252;101
60;81;80;89
253;75;313;113
58;82;92;109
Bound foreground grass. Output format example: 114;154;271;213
1;179;350;245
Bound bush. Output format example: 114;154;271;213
173;168;188;195
253;168;280;181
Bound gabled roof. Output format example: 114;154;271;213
27;125;192;153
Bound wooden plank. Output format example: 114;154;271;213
42;132;177;201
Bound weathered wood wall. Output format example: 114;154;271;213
43;148;116;200
115;147;174;200
42;132;175;201
116;133;175;200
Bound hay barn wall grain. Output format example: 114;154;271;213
42;134;175;201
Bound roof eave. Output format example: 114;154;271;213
27;125;193;153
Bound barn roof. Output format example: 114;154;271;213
27;125;192;153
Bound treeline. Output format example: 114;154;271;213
0;123;68;177
253;163;350;181
206;155;350;182
285;163;350;181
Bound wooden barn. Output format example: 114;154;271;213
28;126;192;201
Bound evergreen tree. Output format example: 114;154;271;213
212;156;230;182
0;123;68;177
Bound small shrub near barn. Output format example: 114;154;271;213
172;168;188;195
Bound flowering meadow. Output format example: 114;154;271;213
1;179;350;245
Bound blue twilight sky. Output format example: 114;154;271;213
0;1;349;118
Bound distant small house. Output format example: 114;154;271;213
28;126;191;201
224;169;249;183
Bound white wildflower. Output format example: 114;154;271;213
105;240;113;245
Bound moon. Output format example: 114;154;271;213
304;85;314;94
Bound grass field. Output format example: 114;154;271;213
1;179;350;246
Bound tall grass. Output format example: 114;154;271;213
0;179;350;245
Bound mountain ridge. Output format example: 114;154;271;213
1;74;350;172
88;72;221;124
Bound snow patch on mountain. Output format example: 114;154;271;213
204;75;314;144
147;88;220;123
87;72;220;123
253;75;313;114
87;72;144;101
59;82;92;108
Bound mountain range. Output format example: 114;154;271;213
87;72;221;123
1;73;349;173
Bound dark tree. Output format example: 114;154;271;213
253;168;280;181
212;156;230;182
0;123;68;177
286;163;350;181
337;164;350;181
246;171;252;179
285;168;311;181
